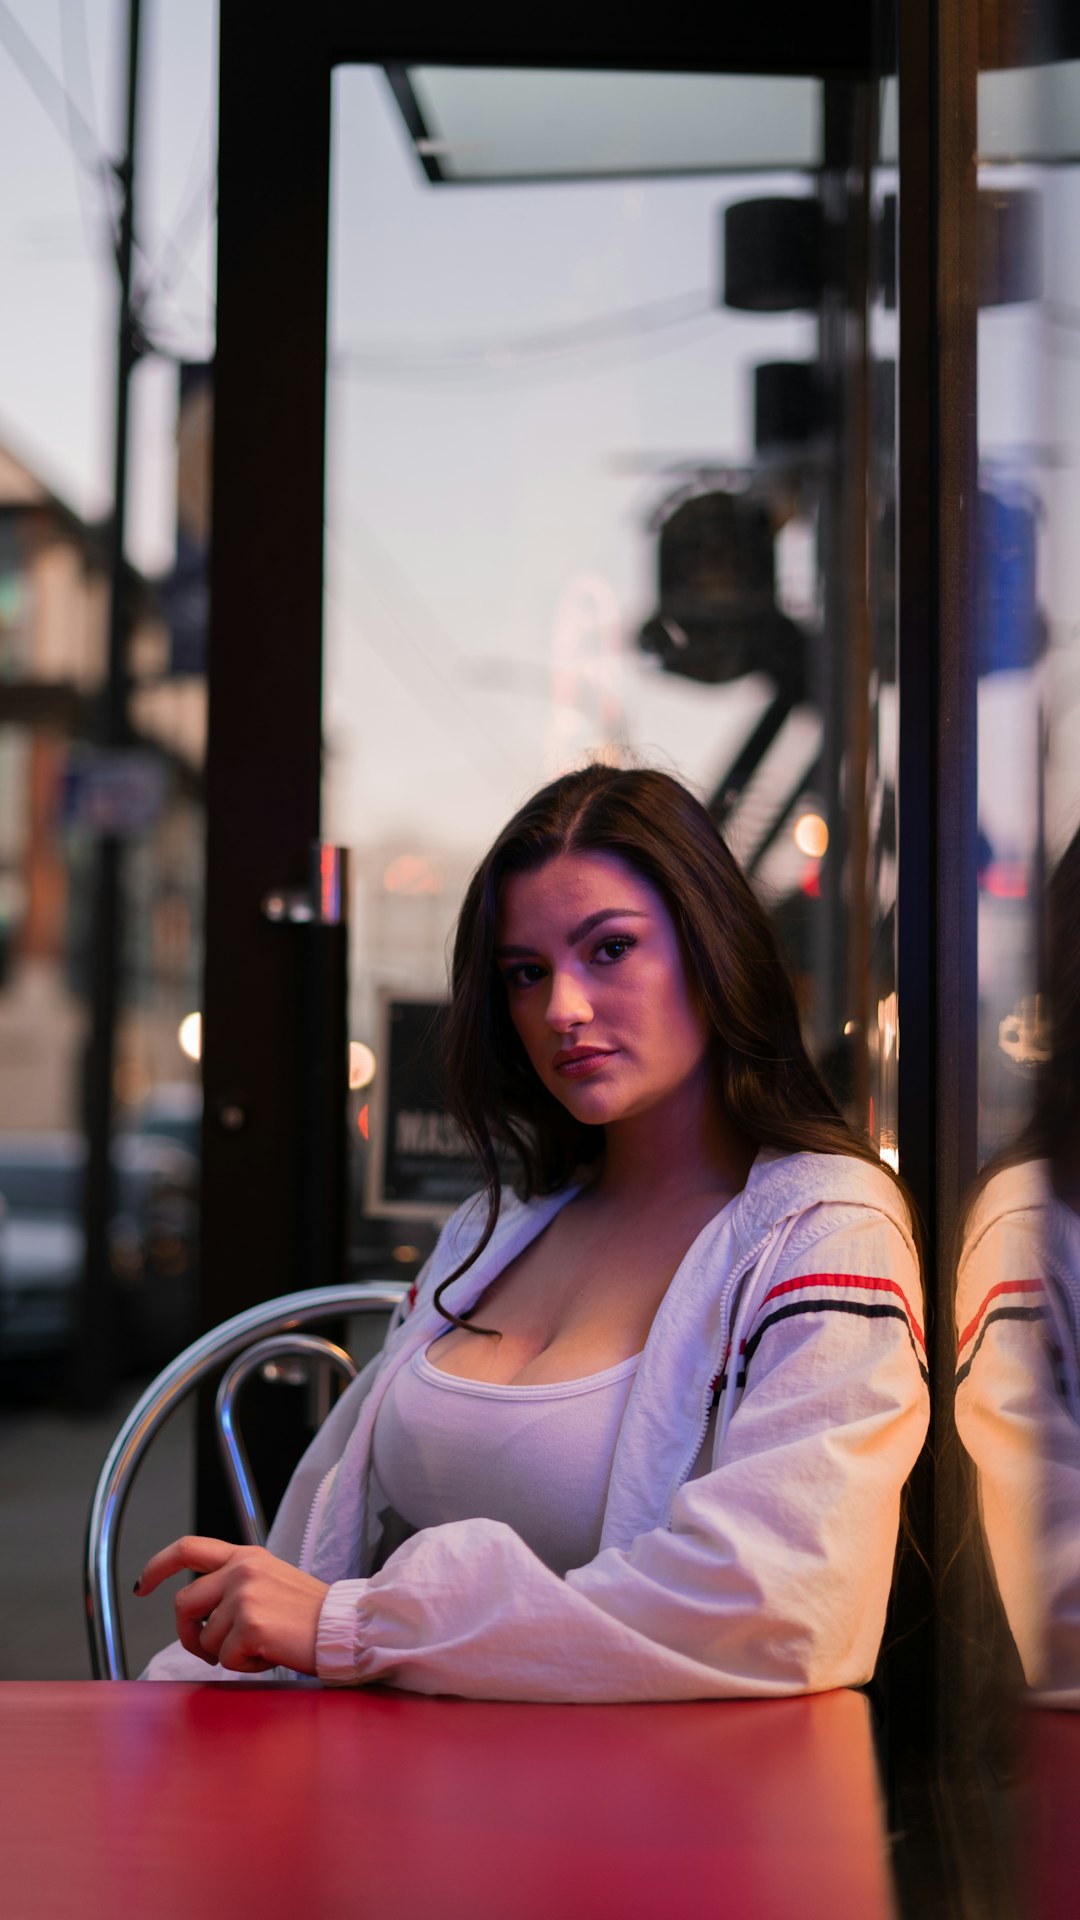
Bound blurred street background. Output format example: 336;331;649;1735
1;1371;190;1677
0;4;1075;1744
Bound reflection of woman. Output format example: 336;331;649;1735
954;826;1080;1700
954;1162;1080;1696
140;766;928;1698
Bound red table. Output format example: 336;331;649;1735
0;1683;895;1920
1027;1708;1080;1920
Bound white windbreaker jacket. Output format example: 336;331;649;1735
954;1160;1080;1701
144;1148;928;1699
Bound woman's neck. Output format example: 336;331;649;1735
591;1074;755;1208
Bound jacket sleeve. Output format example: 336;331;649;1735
137;1347;393;1683
139;1226;447;1683
954;1197;1080;1699
314;1206;928;1701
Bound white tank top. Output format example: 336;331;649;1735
370;1341;642;1577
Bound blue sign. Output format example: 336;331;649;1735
61;748;166;838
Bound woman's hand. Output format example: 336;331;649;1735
134;1536;330;1675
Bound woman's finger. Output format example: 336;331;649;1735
193;1598;235;1663
174;1568;229;1625
134;1535;238;1596
173;1563;238;1664
213;1621;276;1674
176;1595;222;1665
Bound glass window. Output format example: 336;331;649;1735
324;63;889;1272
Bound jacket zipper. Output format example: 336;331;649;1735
298;1467;336;1574
663;1225;778;1526
665;1385;715;1528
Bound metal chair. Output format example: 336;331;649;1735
85;1280;408;1679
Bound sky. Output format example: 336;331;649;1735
323;65;824;880
0;0;216;570
0;12;822;892
2;11;1077;981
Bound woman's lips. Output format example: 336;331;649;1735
552;1046;615;1078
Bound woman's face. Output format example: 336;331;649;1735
495;850;711;1131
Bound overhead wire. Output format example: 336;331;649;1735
325;517;524;789
139;266;217;358
337;289;712;368
322;571;514;805
330;290;719;390
3;1;213;362
1;0;103;176
151;104;214;269
58;0;110;259
10;13;709;382
135;104;217;331
0;0;121;258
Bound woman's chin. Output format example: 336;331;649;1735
550;1083;632;1128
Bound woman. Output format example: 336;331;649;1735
139;764;928;1697
954;824;1080;1700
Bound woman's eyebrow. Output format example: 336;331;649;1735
565;907;648;944
496;908;649;960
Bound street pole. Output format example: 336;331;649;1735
73;0;142;1410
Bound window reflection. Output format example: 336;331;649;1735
326;66;893;1281
953;23;1080;1906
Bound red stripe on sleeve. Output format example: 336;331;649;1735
957;1277;1042;1355
760;1271;926;1352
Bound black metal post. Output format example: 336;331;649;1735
73;0;141;1410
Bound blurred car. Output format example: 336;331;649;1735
0;1121;199;1368
131;1081;202;1159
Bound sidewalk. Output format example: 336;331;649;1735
0;1377;193;1679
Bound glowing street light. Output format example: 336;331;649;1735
349;1042;376;1090
793;811;829;858
178;1011;202;1062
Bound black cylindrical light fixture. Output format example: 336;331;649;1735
722;197;823;312
754;361;824;452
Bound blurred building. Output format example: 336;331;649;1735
0;432;203;1133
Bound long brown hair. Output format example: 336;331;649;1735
436;763;888;1325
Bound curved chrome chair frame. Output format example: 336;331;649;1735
85;1281;408;1680
215;1332;358;1545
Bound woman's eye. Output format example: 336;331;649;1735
504;962;545;989
594;935;636;964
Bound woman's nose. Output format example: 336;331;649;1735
545;967;592;1032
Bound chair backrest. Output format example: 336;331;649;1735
85;1281;408;1679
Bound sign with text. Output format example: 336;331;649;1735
366;995;483;1220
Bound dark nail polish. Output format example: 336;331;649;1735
132;1578;141;1594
